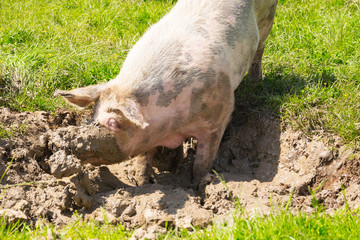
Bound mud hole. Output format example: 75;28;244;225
1;106;360;239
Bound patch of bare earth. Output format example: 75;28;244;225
0;106;359;239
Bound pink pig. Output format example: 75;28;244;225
55;0;278;184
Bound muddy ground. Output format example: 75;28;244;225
0;105;360;239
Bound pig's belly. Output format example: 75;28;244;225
156;133;188;149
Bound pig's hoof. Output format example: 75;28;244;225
149;173;157;184
147;166;157;184
196;173;216;192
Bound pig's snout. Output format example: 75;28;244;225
105;118;122;132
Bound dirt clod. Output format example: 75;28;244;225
0;209;28;225
48;124;127;165
1;106;360;238
46;151;82;178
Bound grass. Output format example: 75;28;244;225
1;197;359;240
0;216;132;240
0;123;27;139
160;209;360;240
0;125;14;139
0;0;174;111
237;0;360;145
1;0;360;239
275;0;360;144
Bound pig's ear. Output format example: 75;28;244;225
54;84;105;108
119;100;149;129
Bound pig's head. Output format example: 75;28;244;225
54;83;149;159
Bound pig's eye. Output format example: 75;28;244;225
106;118;122;132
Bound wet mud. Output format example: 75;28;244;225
0;106;359;239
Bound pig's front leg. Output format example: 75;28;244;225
192;129;224;185
145;149;157;184
129;150;156;186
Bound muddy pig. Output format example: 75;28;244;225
55;0;278;184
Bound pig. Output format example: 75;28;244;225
55;0;278;184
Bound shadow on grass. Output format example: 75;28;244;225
235;66;311;114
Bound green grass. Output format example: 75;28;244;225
0;215;132;239
0;125;13;139
161;209;360;240
1;207;359;239
0;0;174;111
238;0;360;144
0;123;27;139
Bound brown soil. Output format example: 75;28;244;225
1;106;360;239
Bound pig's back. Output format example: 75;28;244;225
115;0;259;90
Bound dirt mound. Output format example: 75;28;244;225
1;107;360;239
